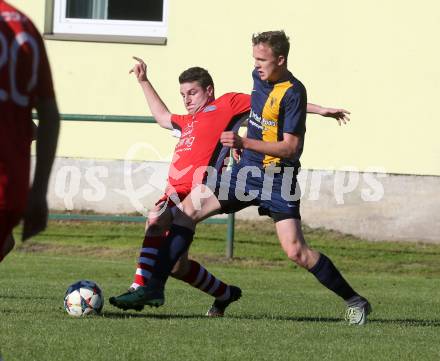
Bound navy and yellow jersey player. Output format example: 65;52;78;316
216;68;307;219
244;68;307;169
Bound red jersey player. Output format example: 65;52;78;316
0;1;60;263
109;56;350;315
110;62;250;313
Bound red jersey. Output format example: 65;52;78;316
167;92;250;194
0;1;55;210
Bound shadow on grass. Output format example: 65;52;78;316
101;310;342;322
101;311;440;327
233;315;440;327
369;318;440;327
101;311;204;319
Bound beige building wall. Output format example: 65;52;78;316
9;0;440;176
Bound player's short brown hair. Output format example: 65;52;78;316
179;67;214;90
252;30;290;61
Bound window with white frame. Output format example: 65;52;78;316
46;0;168;44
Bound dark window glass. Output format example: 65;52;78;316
66;0;93;19
65;0;163;21
108;0;163;21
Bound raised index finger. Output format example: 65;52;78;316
132;56;144;63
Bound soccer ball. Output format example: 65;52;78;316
64;280;104;317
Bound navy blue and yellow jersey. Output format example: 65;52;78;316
241;69;307;169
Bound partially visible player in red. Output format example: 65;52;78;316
109;60;251;313
0;1;60;263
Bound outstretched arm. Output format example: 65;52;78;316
306;103;350;126
22;98;60;241
130;56;173;130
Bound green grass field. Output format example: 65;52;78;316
1;220;439;361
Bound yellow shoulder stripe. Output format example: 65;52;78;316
262;81;293;166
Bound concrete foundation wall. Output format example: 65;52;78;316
42;157;440;243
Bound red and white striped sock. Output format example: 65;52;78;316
180;260;231;301
130;232;167;289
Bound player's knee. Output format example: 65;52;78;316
286;247;301;263
285;242;308;267
147;212;164;226
147;217;164;235
147;210;171;234
147;215;159;227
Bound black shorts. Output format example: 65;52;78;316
212;162;301;222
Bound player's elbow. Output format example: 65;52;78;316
282;145;299;159
155;113;173;130
283;149;296;159
280;137;301;159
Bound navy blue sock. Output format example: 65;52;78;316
148;224;194;289
308;253;357;301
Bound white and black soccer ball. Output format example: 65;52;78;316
64;280;104;317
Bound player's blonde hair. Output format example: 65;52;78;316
252;30;290;61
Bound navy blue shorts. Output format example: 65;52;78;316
212;162;301;222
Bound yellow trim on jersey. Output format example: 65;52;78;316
261;81;293;166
